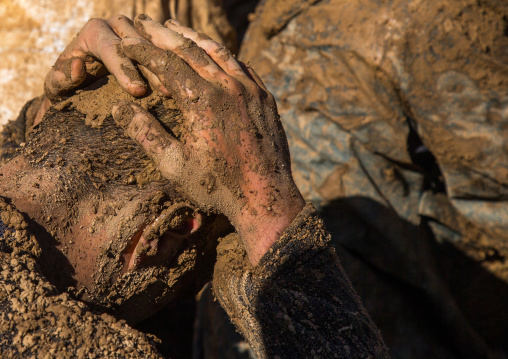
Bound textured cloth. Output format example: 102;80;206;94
213;203;388;359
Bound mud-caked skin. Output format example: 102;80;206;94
0;199;164;358
110;15;306;266
38;13;306;267
11;12;388;359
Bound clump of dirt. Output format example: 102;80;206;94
53;75;186;138
0;197;40;258
0;235;163;358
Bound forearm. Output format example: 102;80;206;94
213;203;389;359
232;175;305;266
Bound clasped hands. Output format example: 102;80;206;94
40;14;304;265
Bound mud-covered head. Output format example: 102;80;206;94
0;77;228;324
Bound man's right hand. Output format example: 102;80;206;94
44;16;147;101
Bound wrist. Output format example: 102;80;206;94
231;189;305;266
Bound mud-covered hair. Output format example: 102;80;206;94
22;107;177;197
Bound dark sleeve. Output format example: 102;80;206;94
212;203;389;359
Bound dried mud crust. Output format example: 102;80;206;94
0;197;40;258
54;75;186;136
0;198;163;358
0;96;44;166
0;254;164;358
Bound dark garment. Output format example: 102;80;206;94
213;204;388;359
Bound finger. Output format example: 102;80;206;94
240;62;269;92
165;19;250;81
121;37;206;102
44;19;147;99
44;56;87;100
134;14;228;83
106;15;143;39
112;102;183;173
33;97;52;127
82;19;146;96
138;65;172;97
105;16;171;96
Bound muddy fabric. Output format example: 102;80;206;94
213;203;388;359
240;0;508;357
0;200;164;358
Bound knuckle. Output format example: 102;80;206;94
225;77;244;94
213;44;234;63
177;37;198;52
213;44;231;56
81;18;108;39
84;18;106;29
108;14;128;23
153;51;177;70
196;32;212;42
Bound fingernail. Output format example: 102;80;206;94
137;14;152;21
112;102;134;128
69;57;85;83
168;19;181;26
132;80;146;87
130;81;147;97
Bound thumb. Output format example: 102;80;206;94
44;57;87;101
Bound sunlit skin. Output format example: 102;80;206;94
0;155;202;291
39;14;305;266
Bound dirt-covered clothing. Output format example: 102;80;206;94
213;203;388;359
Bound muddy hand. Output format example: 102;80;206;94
112;15;305;265
36;15;170;126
